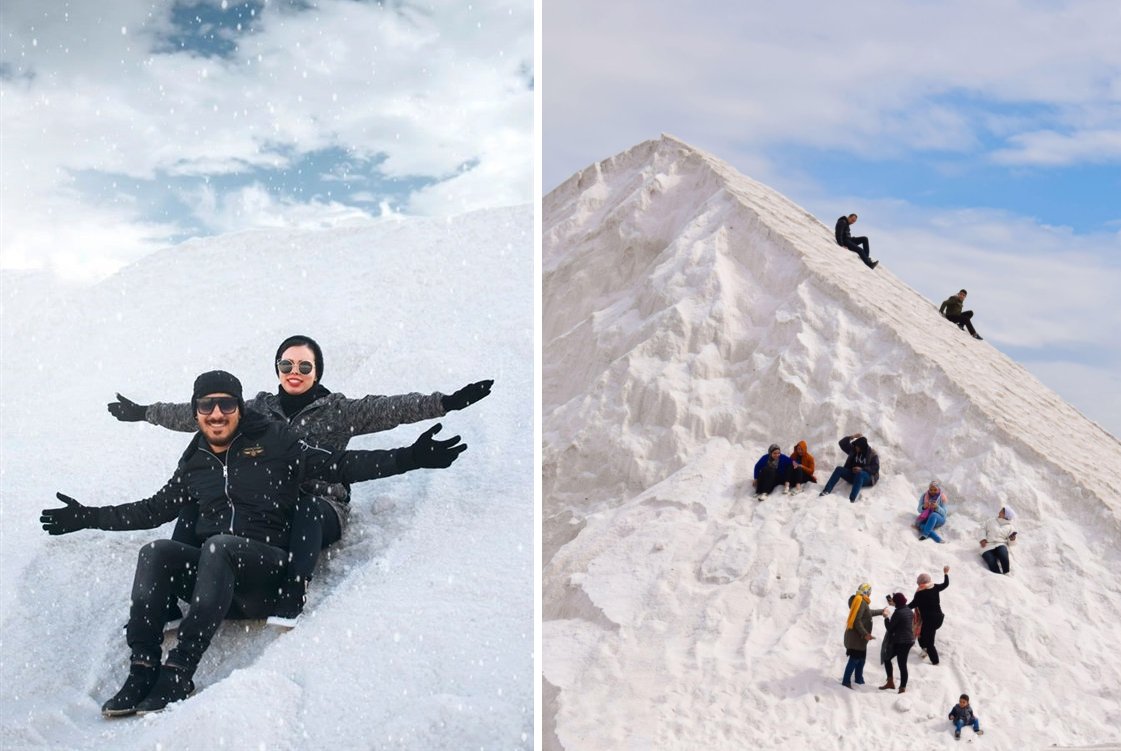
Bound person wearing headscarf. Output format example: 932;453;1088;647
907;566;950;665
752;443;793;499
914;479;949;543
841;582;887;688
879;593;916;693
980;506;1019;574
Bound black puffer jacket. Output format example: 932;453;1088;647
886;605;916;645
835;216;851;246
144;386;446;512
92;411;416;548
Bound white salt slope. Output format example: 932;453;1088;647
0;206;532;750
543;136;1121;750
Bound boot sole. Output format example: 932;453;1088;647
101;707;139;718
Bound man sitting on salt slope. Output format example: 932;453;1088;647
819;433;880;502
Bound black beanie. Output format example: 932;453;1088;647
854;436;869;452
192;370;244;411
275;334;324;381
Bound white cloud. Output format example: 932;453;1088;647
0;0;532;281
544;0;1121;186
991;128;1121;165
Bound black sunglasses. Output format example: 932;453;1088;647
196;396;240;415
277;359;314;375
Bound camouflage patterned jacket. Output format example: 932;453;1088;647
145;388;447;525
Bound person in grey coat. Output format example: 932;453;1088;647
107;334;493;621
841;582;887;688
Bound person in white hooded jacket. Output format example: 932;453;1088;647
979;506;1018;574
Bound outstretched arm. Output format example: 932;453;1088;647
339;380;494;438
301;423;467;484
41;474;190;535
107;393;196;432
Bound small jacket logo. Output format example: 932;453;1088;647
241;445;265;458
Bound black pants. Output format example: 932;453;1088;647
756;465;787;494
884;642;913;688
126;536;287;670
946;311;979;336
286;494;343;582
918;613;944;664
982;545;1010;574
843;237;875;267
789;467;815;486
172;495;342;584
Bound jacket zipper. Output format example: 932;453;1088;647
201;434;240;534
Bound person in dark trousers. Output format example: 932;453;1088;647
841;582;886;688
949;694;984;739
908;566;950;665
788;440;817;493
835;213;878;269
939;289;983;340
980;506;1018;574
753;443;793;498
879;592;915;693
107;334;493;623
43;370;467;717
819;433;880;502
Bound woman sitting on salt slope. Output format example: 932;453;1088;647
788;440;817;493
914;480;949;543
752;443;793;499
979;506;1018;575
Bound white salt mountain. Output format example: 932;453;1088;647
0;206;532;749
543;136;1121;749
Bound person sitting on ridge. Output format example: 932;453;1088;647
834;213;878;269
752;443;793;499
819;433;880;502
939;289;983;340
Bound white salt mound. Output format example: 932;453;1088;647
543;136;1121;750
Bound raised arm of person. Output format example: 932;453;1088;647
41;472;192;535
838;434;860;454
337;379;494;438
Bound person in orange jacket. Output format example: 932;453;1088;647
789;440;817;494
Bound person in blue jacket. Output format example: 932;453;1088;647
914;480;949;543
753;443;793;498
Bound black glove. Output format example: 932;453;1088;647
107;393;148;422
41;493;97;535
441;379;494;412
399;423;467;470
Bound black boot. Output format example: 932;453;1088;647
101;661;159;717
134;663;195;714
267;576;308;627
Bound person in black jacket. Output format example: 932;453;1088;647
40;370;466;718
819;433;880;502
107;333;492;622
878;592;915;693
908;566;950;665
834;214;878;269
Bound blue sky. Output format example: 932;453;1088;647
1;0;532;280
544;0;1121;437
